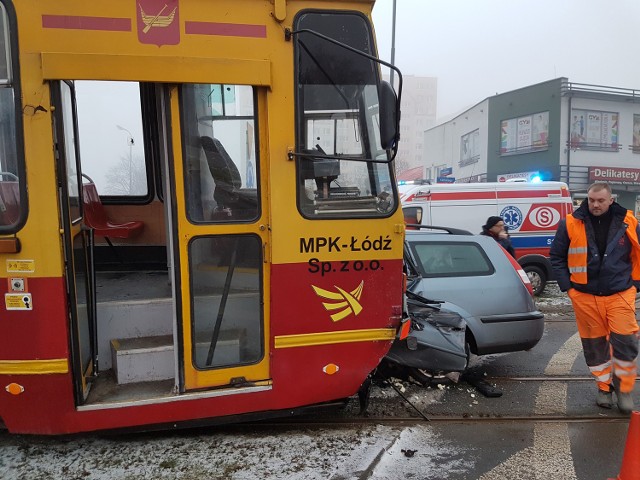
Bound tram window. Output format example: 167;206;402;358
180;84;259;223
0;5;10;83
0;2;25;232
189;234;263;369
0;88;21;227
59;82;81;223
75;81;148;199
294;12;396;218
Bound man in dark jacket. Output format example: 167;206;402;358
550;182;640;414
480;216;516;258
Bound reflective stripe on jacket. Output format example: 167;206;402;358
565;216;588;284
565;210;640;285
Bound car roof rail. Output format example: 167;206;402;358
405;224;473;235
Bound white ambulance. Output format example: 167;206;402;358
401;181;573;295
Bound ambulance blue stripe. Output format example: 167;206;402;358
510;236;555;248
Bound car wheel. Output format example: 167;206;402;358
524;265;546;296
408;367;453;386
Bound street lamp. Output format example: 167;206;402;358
116;125;134;194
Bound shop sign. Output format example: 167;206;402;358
497;171;539;182
588;166;640;185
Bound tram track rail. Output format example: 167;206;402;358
489;375;597;381
240;373;636;429
481;375;640;382
1;410;628;436
241;414;630;430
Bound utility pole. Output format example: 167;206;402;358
389;0;397;88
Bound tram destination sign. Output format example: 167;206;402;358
589;166;640;185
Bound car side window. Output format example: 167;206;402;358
410;241;494;277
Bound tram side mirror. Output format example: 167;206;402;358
379;81;399;151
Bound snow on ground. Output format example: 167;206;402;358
0;423;477;480
533;283;575;317
534;282;569;307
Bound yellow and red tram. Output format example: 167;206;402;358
0;0;404;434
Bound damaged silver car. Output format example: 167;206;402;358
384;226;544;384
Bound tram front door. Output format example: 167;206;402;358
51;80;97;404
169;83;270;391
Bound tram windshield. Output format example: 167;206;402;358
294;11;395;218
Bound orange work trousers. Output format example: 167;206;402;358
568;286;639;393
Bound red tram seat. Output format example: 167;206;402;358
82;182;144;239
0;181;21;226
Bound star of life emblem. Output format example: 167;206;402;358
500;205;524;231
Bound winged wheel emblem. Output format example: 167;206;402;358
312;281;364;322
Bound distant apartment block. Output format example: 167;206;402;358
386;75;438;173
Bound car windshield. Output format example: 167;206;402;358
409;240;494;277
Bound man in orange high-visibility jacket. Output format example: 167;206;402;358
550;181;640;415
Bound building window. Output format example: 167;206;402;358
500;111;549;155
570;109;619;151
632;114;640;153
459;129;480;166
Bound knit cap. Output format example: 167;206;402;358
484;216;503;229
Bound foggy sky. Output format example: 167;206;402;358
372;0;640;119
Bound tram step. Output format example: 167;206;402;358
97;298;173;370
111;335;174;385
110;330;246;385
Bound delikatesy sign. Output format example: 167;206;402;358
589;166;640;185
497;171;539;182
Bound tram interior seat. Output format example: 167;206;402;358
300;146;341;200
200;136;257;218
82;179;144;242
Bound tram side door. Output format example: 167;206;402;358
168;84;270;391
51;81;97;404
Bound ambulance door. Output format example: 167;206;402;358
497;184;564;236
496;185;531;234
